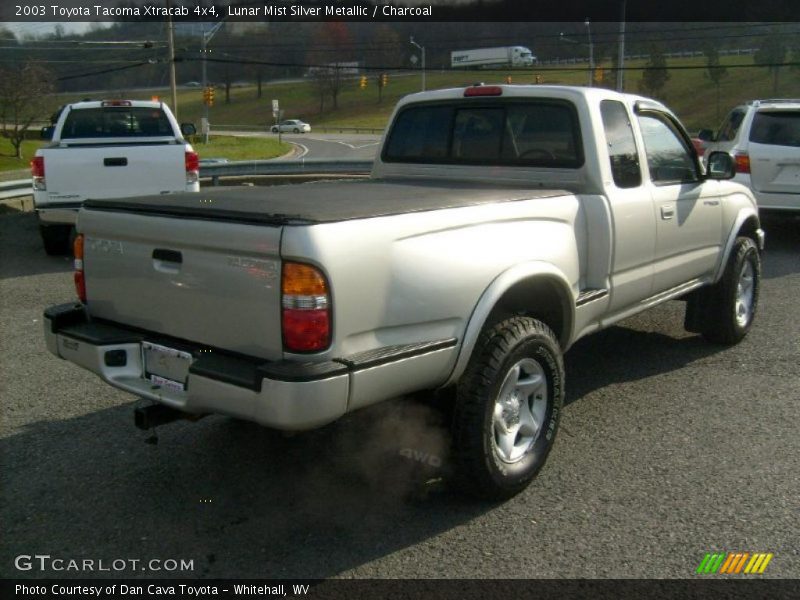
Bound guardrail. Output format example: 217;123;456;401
200;159;374;185
0;179;32;200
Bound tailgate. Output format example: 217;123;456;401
79;208;284;361
44;144;187;203
748;109;800;195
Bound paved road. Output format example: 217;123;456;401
0;207;798;580
220;131;382;161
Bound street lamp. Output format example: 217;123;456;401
585;18;594;87
409;36;426;91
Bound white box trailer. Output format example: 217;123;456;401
451;46;536;69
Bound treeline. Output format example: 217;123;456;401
0;21;798;94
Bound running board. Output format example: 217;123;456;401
576;288;609;307
639;278;706;308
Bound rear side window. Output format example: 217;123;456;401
384;101;583;168
717;109;745;142
749;111;800;147
61;107;173;138
600;100;641;188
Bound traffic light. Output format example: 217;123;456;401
203;86;215;107
359;76;367;89
506;76;512;84
593;67;604;84
380;73;388;87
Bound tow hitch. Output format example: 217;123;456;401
134;402;206;430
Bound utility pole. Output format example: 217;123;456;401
410;36;426;91
616;0;626;91
166;1;178;119
585;18;594;87
201;21;225;143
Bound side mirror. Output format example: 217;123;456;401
697;128;715;142
706;151;736;180
180;122;196;137
40;126;54;141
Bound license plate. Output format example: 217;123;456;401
142;342;193;391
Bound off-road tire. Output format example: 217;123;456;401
452;317;564;500
686;236;760;345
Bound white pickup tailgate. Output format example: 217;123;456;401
42;144;187;204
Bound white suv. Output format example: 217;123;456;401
700;99;800;212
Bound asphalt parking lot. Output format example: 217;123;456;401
0;206;797;579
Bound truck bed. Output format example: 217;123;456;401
83;179;569;225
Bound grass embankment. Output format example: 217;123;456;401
50;55;800;133
191;135;291;161
0;139;45;176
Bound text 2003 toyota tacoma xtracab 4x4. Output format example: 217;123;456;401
44;85;764;499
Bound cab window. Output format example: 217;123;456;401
600;100;641;188
637;113;699;185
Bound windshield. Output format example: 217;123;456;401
383;100;583;168
61;107;173;138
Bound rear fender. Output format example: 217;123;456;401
444;262;574;387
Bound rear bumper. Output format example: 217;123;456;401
754;192;800;212
43;304;349;430
36;205;80;226
43;303;457;431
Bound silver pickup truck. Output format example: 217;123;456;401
43;85;764;499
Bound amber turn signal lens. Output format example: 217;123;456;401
282;262;328;296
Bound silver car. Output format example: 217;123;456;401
271;119;311;134
700;99;800;212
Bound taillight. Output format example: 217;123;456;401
282;262;330;352
464;85;503;97
74;234;86;303
185;150;199;185
31;156;46;191
734;152;750;174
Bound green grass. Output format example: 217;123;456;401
191;135;291;161
0;138;45;174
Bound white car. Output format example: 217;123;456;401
271;119;311;134
700;99;800;212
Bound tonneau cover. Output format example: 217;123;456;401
82;178;570;225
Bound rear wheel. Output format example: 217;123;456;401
452;317;564;500
271;126;278;133
685;236;760;344
293;128;300;133
39;224;73;256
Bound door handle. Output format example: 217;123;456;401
660;205;675;220
103;157;128;167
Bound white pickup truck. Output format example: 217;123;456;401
43;85;764;499
32;99;199;254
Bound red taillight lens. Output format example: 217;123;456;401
282;262;331;352
31;156;45;177
734;152;750;174
185;150;199;172
464;85;503;97
74;234;86;303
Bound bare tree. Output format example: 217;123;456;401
0;63;55;159
639;44;670;100
703;44;728;122
755;33;787;95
